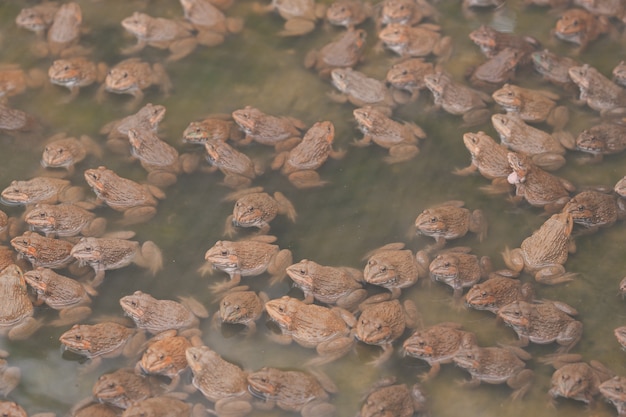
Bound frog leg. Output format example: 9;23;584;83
507;369;534;401
82;217;107;237
367;343;394;367
274;137;301;152
50;306;92;327
384;144;419;164
223;174;252;190
267;248;292;285
0;365;20;397
8;317;43;341
301;401;335;417
147;170;178;188
214;397;253;417
534;265;577;285
119;206;157;225
210;273;241;294
196;30;226;47
352;134;373;147
307;336;355;365
461;108;490;127
279;18;316;37
133;240;163;275
287;170;328;189
166;38;198;62
419;362;441;382
555;320;583;353
502;247;525;274
121;39;148;56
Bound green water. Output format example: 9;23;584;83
1;0;626;416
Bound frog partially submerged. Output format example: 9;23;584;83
25;203;106;238
212;285;268;335
304;28;367;78
574;122;626;163
600;376;626;417
378;23;452;62
325;0;372;29
568;64;626;118
92;368;159;410
40;132;102;176
429;247;492;298
553;8;609;53
563;189;625;234
204;139;263;189
385;58;435;103
11;231;75;269
179;0;244;47
329;68;396;115
465;273;535;313
1;176;84;207
231;105;305;152
15;2;60;37
255;0;327;36
100;103;167;155
0;264;42;341
223;187;296;236
48;57;108;102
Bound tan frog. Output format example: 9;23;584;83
212;286;268;334
429;247;492;298
182;115;244;146
41;133;102;176
1;176;84;207
0;352;20;398
15;2;60;37
136;330;195;391
121;12;198;62
616;176;626;199
385;57;435;103
84;166;165;225
423;71;492;126
503;211;577;284
378;0;438;26
462;0;505;18
568;64;626;117
180;0;244;47
255;0;327;36
223;187;297;236
24;267;94;327
575;0;626;21
204;139;262;189
498;300;582;353
599;376;626;417
271;121;346;189
25;203;106;238
574;122;626;163
468;25;540;60
120;290;208;335
0;401;55;417
0;264;42;340
247;367;336;417
563;189;625;233
202;235;292;293
325;0;372;29
615;326;626;349
453;345;534;400
286;258;366;311
468;47;525;91
231;106;305;151
0;104;41;135
71;402;121;417
403;322;478;381
329;69;396;115
414;200;487;252
264;295;356;365
92;368;157;410
352;106;426;164
10;231;75;269
465;273;535;313
0;211;19;243
531;49;581;92
614;60;626;87
32;2;87;58
185;345;252;417
70;236;163;287
378;23;451;62
100;103;167;155
0;64;46;102
48;57;108;102
553;8;609;53
358;377;427;417
304;28;367;78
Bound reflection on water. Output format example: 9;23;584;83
1;0;626;416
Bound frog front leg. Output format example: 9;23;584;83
132;240;163;276
267;249;292;285
502;247;525;275
556;320;583;353
210;271;242;294
307;336;355;366
121;38;148;56
534;265;577;285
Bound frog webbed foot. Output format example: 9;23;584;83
384;144;419;164
133;241;163;276
50;306;92;327
301;401;335;417
287;170;327;189
534;265;576;285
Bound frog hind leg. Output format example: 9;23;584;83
384;144;419;164
507;369;534;401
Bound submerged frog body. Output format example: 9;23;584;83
15;2;60;37
563;189;624;233
127;128;185;188
429;247;491;298
568;64;626;117
0;353;20;398
553;8;609;52
100;103;166;154
121;396;193;417
36;2;87;57
41;133;102;176
180;0;244;47
599;376;626;416
48;57;108;102
10;231;74;269
1;177;83;207
358;378;427;417
325;0;372;28
137;331;193;391
468;47;525;91
25;203;106;238
385;58;435;103
0;104;41;135
304;28;367;78
205;139;262;189
224;187;297;236
468;25;540;61
0;264;42;341
378;23;452;61
92;368;157;410
329;68;396;114
465;273;535;313
182;115;244;145
574;122;626;163
531;49;580;92
0;64;46;101
256;0;327;36
232;105;305;151
212;286;268;334
102;58;172;109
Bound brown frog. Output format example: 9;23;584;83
403;322;478;381
378;0;437;26
613;60;626;87
84;166;165;225
0;401;55;417
0;211;19;243
121;12;197;62
212;286;268;334
24;267;94;327
563;189;625;233
304;29;367;79
429;247;492;298
185;345;252;417
355;298;419;366
1;176;84;207
0;64;46;102
70;236;163;287
15;2;60;37
286;258;367;311
462;0;506;18
204;139;262;189
385;58;435;103
264;295;356;365
616;176;626;199
468;48;525;91
71;402;121;417
48;57;108;102
35;2;88;58
414;200;488;252
352;106;426;164
498;300;582;352
179;0;244;47
423;71;492;126
553;8;609;53
136;330;195;391
492;83;570;130
358;378;427;417
92;368;157;410
271;120;346;189
575;0;626;21
506;152;575;213
223;187;297;236
362;242;428;298
255;0;327;36
531;49;580;92
615;326;626;349
0;352;20;398
202;235;292;293
574;122;626;162
503;211;577;284
41;133;102;176
568;64;626;117
0;104;40;135
465;273;535;313
10;231;75;269
378;24;451;62
120;290;208;335
329;69;396;114
231;106;305;152
468;25;540;61
247;367;336;417
600;376;626;417
122;396;196;417
182;115;243;145
25;203;106;238
100;103;167;155
325;0;372;28
453;345;534;400
101;58;172;110
524;0;572;7
0;264;42;340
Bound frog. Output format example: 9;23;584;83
119;290;209;335
358;377;427;417
468;25;540;61
568;64;626;118
101;58;172;110
468;47;525;91
1;176;84;207
120;12;198;62
92;368;157;410
271;120;346;189
403;322;478;381
202;235;292;293
542;353;614;405
231;105;305;152
71;402;121;417
40;132;102;176
429;247;492;299
503;211;577;284
328;68;396;115
616;326;626;349
179;0;244;47
563;189;625;234
0;352;20;398
362;242;429;298
211;286;268;335
492;83;570;130
10;231;75;269
25;203;106;238
0;104;41;135
523;0;572;7
204;139;263;189
325;0;372;28
15;2;60;37
24;267;95;327
553;8;609;53
84;166;165;225
613;60;626;88
223;187;297;236
0;64;46;102
491;113;570;171
70;236;163;287
264;295;356;366
0;264;42;341
423;71;492;126
254;0;327;36
465;273;535;313
0;402;54;417
304;28;367;79
185;345;252;417
574;122;626;163
462;0;506;18
414;200;488;252
355;298;419;366
182;115;244;145
121;396;197;417
247;367;336;417
100;103;167;155
385;58;435;103
497;300;583;353
616;176;626;199
48;57;108;102
33;2;88;58
0;210;19;243
531;49;581;93
599;376;626;417
378;0;439;27
0;246;19;272
377;23;452;62
352;106;426;164
453;345;534;400
505;152;575;213
286;258;367;311
574;0;626;21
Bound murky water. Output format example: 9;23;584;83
1;0;626;416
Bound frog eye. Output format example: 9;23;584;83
220;250;228;256
444;262;450;267
614;385;623;392
481;291;487;297
122;72;129;79
399;4;405;10
159;354;165;360
130;300;138;307
401;69;408;75
247;206;254;213
571;19;579;26
277;305;285;313
73;334;82;341
108;382;116;388
429;217;437;223
379;266;387;273
576;205;585;212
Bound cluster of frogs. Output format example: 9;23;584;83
1;0;626;416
